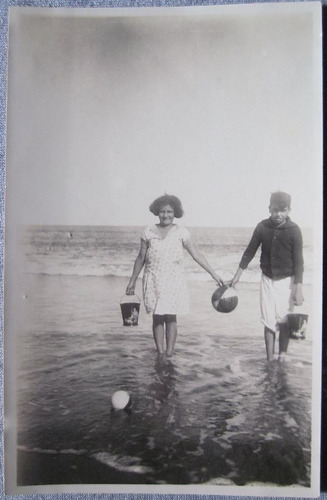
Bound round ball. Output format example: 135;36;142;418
212;285;238;313
111;390;131;410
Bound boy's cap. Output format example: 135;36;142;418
270;191;291;209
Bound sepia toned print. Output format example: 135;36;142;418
4;3;322;496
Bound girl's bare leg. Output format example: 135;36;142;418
264;326;276;362
153;315;165;354
165;315;177;357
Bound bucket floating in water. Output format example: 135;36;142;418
211;285;238;313
287;313;308;340
120;294;141;326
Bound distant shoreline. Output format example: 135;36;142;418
20;223;314;231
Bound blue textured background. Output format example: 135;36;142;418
0;0;325;499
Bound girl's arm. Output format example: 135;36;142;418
184;238;224;285
126;239;147;295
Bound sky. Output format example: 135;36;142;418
6;4;322;228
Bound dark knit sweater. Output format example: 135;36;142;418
239;217;304;284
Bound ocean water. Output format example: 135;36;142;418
16;225;314;487
20;225;313;283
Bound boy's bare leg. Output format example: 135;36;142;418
279;322;290;359
153;315;165;354
165;315;177;357
264;326;276;362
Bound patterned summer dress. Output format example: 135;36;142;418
141;224;191;315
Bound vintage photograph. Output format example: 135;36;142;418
4;3;322;496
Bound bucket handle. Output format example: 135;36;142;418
120;293;141;304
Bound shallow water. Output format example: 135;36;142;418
17;272;313;487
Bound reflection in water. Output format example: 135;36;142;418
17;283;313;487
151;356;178;403
16;226;315;487
216;362;309;486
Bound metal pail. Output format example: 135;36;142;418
287;313;308;340
120;294;141;326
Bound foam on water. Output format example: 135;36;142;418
92;452;154;474
20;225;314;284
16;227;314;487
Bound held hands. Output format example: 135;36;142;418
226;267;243;288
213;273;225;287
226;277;239;288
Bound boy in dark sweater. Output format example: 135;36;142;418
229;192;304;362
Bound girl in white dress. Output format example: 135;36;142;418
126;194;223;357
